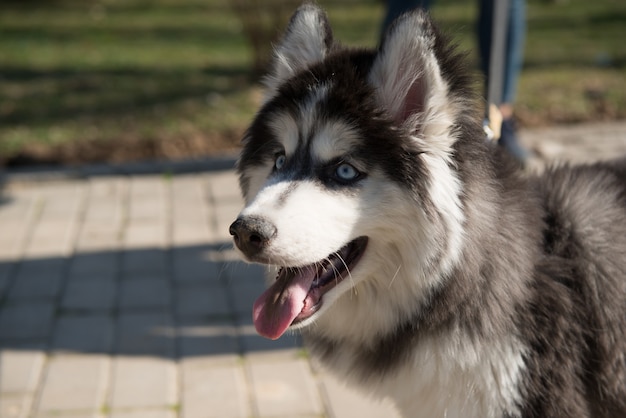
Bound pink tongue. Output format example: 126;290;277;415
252;267;316;340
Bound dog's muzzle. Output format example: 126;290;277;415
229;216;277;259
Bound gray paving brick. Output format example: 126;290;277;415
119;277;171;310
37;354;109;414
223;260;268;286
172;247;222;284
181;359;250;418
0;262;15;299
175;284;230;319
0;347;46;393
109;356;177;410
7;272;64;302
123;222;167;249
122;248;167;276
171;223;212;246
15;259;65;280
207;172;241;202
51;314;114;354
69;252;118;277
239;327;303;359
229;283;267;316
37;198;79;220
0;192;36;222
116;312;175;357
248;358;323;417
76;225;122;251
61;278;116;312
212;200;242;243
110;409;176;418
25;220;77;258
177;318;239;360
0;393;33;418
0;302;55;340
0;222;29;259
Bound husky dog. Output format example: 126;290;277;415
229;4;626;417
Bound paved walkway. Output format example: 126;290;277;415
0;122;625;418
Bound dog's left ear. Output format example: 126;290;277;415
369;11;458;154
263;4;333;100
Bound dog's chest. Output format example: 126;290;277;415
333;335;526;418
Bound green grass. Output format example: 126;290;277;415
0;0;624;163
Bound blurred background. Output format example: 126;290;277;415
1;0;625;168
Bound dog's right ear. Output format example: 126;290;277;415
263;4;333;100
369;11;460;157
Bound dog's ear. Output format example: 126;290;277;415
263;4;333;100
369;11;458;154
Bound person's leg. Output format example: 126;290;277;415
501;0;525;110
478;0;531;163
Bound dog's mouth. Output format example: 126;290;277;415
252;236;368;340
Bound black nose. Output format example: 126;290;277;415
229;216;277;258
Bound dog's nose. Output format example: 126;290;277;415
229;216;277;258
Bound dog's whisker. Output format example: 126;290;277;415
334;252;357;296
388;265;403;289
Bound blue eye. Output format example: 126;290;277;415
335;163;359;181
274;154;286;170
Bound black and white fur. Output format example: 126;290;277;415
229;4;626;417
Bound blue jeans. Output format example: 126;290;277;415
477;0;526;105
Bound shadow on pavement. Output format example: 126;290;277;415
0;242;303;358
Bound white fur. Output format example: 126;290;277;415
240;179;359;267
263;6;330;101
381;335;526;418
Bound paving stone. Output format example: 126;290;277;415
212;201;242;243
24;220;77;257
109;356;177;410
0;348;46;393
320;373;401;418
61;278;116;312
177;318;239;361
14;259;65;281
116;312;175;357
239;329;304;359
207;172;242;202
123;222;167;249
37;354;109;414
181;360;250;418
248;358;323;417
7;272;64;302
122;248;168;275
229;282;267;316
0;222;29;259
172;246;222;284
175;284;230;319
0;193;36;222
0;262;15;299
0;393;34;418
223;259;268;283
110;409;176;418
119;277;171;310
171;223;212;246
0;302;55;340
76;225;122;251
51;314;114;354
69;252;118;277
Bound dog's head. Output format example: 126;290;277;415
230;4;480;341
